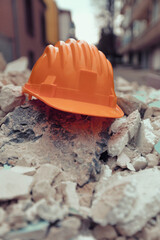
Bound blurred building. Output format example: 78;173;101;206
58;9;76;41
119;0;160;71
43;0;59;44
0;0;46;68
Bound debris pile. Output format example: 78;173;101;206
0;56;160;240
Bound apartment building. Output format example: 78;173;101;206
119;0;160;70
0;0;46;68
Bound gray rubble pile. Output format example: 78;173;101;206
0;57;160;240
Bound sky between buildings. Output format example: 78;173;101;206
55;0;100;44
55;0;123;44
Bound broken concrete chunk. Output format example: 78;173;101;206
107;125;129;157
93;165;112;200
117;97;141;115
108;110;141;157
77;182;95;207
0;170;33;200
37;199;67;223
117;152;131;169
32;180;56;202
56;181;79;210
151;118;160;130
6;208;27;230
126;110;141;140
25;199;45;222
93;225;117;240
146;154;159;168
4;221;49;240
0;85;25;113
33;164;61;184
0;70;30;86
131;156;147;171
92;168;160;236
126;163;135;171
4;57;28;73
107;157;117;170
45;217;81;240
137;119;156;155
116;168;160;236
74;236;96;240
10;166;36;176
109;117;127;134
142;223;160;240
91;175;137;226
0;223;10;238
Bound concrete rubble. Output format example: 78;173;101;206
0;58;160;239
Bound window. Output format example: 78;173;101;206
24;0;34;36
152;0;159;24
41;13;46;44
28;51;35;69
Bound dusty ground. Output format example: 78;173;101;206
114;66;160;89
0;56;160;240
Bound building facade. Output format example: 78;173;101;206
0;0;46;68
119;0;160;70
58;9;76;41
43;0;59;44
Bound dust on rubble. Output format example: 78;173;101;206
0;57;160;240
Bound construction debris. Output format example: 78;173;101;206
0;169;33;200
4;57;28;73
1;60;160;240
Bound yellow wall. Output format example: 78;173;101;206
43;0;59;44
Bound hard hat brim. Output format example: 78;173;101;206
23;87;124;118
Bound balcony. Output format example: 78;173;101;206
121;0;151;30
119;17;160;54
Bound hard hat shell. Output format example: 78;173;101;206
23;39;124;118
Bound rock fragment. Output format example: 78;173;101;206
93;225;117;239
117;152;131;169
46;217;81;240
108;110;141;156
131;156;147;171
33;164;61;184
77;182;95;207
74;236;96;240
117;97;141;115
92;168;160;236
10;166;36;176
0;223;10;238
91;177;136;226
32;180;56;202
56;181;79;210
146;154;159;167
142;223;160;240
137;119;156;154
0;170;33;200
6;208;27;230
4;57;28;73
0;85;25;113
109;117;127;134
36;199;67;223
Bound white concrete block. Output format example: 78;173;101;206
117;152;131;169
137;119;156;154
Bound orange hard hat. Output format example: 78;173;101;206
22;39;124;118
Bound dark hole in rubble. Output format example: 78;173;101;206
99;150;109;162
